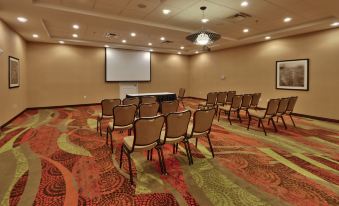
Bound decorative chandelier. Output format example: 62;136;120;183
186;6;221;46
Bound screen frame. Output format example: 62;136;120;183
105;48;152;82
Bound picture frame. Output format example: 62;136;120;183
276;59;309;91
8;56;20;88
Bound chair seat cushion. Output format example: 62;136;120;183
186;123;208;137
123;136;157;152
160;131;184;144
248;109;270;119
98;113;112;119
108;122;133;130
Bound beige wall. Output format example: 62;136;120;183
189;28;339;119
0;21;27;126
27;43;189;108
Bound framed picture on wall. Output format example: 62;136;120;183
8;56;20;88
276;59;309;91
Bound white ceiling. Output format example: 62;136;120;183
0;0;338;55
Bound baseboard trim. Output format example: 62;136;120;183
0;109;27;129
0;103;100;129
27;103;100;110
185;96;205;101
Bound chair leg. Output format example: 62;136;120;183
110;132;114;153
281;116;287;129
150;149;153;160
176;143;179;153
276;116;279;123
172;144;176;154
147;150;150;160
290;115;296;127
237;110;242;123
228;112;232;125
100;119;103;136
119;145;124;168
260;119;267;136
128;129;131;136
158;147;167;175
106;127;109;145
206;134;215;158
247;116;252;130
156;147;164;174
195;137;198;147
258;120;261;128
126;152;133;184
218;110;221;121
183;141;192;164
96;119;99;133
271;118;278;132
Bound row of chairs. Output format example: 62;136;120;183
247;96;298;135
117;108;216;184
97;97;180;136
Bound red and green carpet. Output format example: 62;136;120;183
0;98;338;205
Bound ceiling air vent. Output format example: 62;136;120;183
226;12;251;23
105;32;117;38
161;40;173;44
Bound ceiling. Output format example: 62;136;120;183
0;0;338;55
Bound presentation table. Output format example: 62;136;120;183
126;92;177;102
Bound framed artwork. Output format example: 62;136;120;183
276;59;309;91
8;56;20;88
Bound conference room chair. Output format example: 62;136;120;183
139;102;160;118
225;91;236;105
157;110;192;164
198;92;217;109
239;94;253;116
247;98;280;136
285;96;298;127
106;104;137;152
97;99;121;136
161;100;179;116
216;92;228;110
141;96;157;104
275;97;290;129
218;95;243;125
177;88;186;108
249;93;261;110
119;115;166;184
123;97;140;106
186;108;216;162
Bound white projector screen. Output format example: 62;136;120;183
105;48;151;82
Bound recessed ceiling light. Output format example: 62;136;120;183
180;46;185;50
284;17;292;22
243;28;249;33
201;18;209;23
73;24;80;29
195;51;199;54
331;22;339;27
59;41;65;44
130;32;136;37
32;34;39;38
162;9;171;15
17;17;28;23
104;45;109;48
72;34;78;38
150;49;154;52
177;52;182;55
241;1;249;7
148;42;152;46
265;36;271;40
122;39;127;43
160;37;165;41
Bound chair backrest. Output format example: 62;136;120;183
250;93;261;107
161;100;179;116
286;96;298;113
206;92;218;105
178;88;185;98
165;110;191;139
123;97;139;106
231;95;243;109
192;108;215;134
225;91;236;104
113;104;137;126
101;99;121;116
139;102;159;117
216;92;227;104
141;96;157;104
133;115;165;150
277;98;290;114
241;94;252;108
265;99;280;116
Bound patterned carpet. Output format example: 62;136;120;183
0;98;338;206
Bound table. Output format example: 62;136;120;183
126;92;177;102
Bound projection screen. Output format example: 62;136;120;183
105;48;151;82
